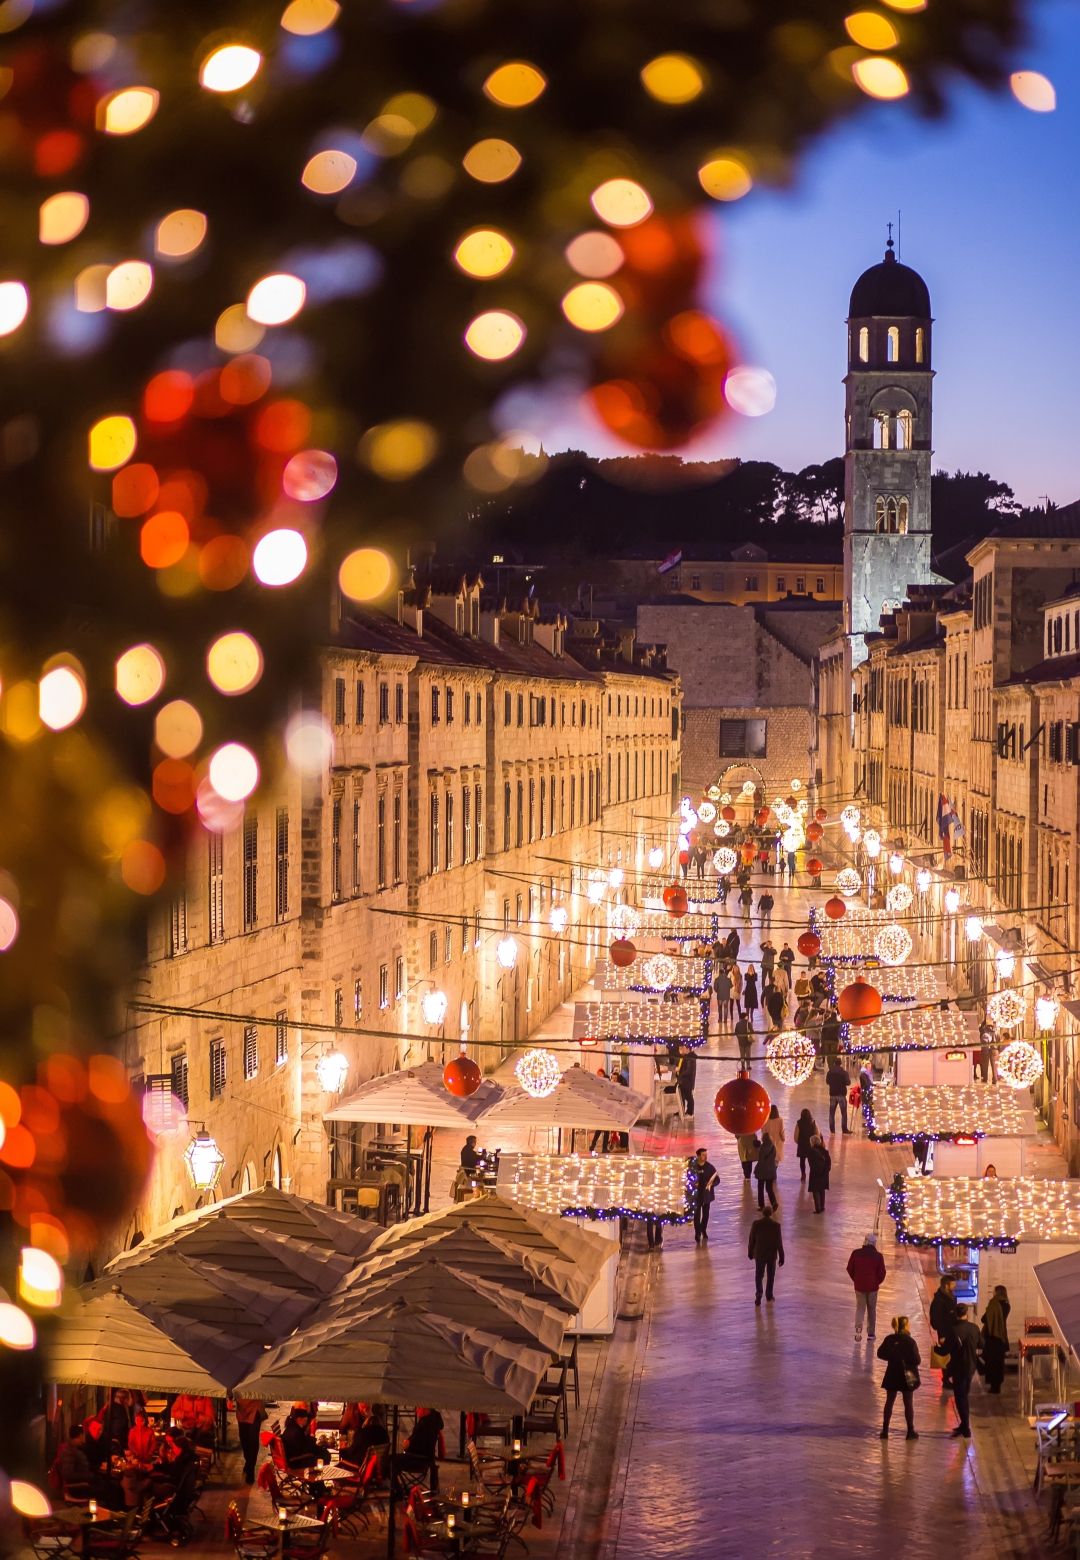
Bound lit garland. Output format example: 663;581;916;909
887;1173;1080;1250
865;1083;1032;1143
765;1030;815;1086
599;954;712;997
998;1039;1044;1089
578;996;709;1049
502;1152;692;1224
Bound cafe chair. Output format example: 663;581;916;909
402;1515;455;1559
225;1502;277;1560
25;1518;79;1560
466;1441;513;1498
84;1503;150;1560
282;1519;332;1560
457;1504;529;1557
320;1474;369;1537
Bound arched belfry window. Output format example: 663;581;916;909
915;327;925;364
886;326;900;363
872;413;889;450
858;326;869;363
875;496;909;535
896;410;913;450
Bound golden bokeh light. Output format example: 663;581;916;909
98;86;159;135
18;1247;63;1310
881;0;926;9
246;272;306;325
120;839;166;895
0;1303;35;1350
359;420;438;480
640;53;706;104
155;209;208;258
851;55;910;98
207;631;263;695
215;303;265;353
10;1482;51;1519
301;148;358;194
590;178;653;228
2;682;42;744
74;263;110;313
252;528;308;586
115;644;166;706
483;61;546;108
698;154;754;201
106;260;154;311
71;32;117;72
453;228;515;278
155;699;203;758
199;44;262;93
1011;70;1056;112
384;92;438;133
209;742;260;802
463;138;522;183
464;309;526;361
89;414;137;471
280;0;340;34
39;665;86;731
845;11;900;49
140;510;190;570
39;191;89;245
561;280;624;332
339;547;395;602
565;232;625;278
0;281;29;335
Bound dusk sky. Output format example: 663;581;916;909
539;0;1079;509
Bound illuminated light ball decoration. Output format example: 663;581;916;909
515;1048;562;1099
713;847;737;875
714;820;730;838
765;1030;815;1087
840;805;861;829
997;1039;1045;1090
995;948;1016;980
824;895;847;921
608;867;625;888
838;978;882;1025
550;906;569;934
944;887;962;914
707;785;721;801
609;938;637;968
885;883;913;913
609;903;639;935
797;930;821;958
863;828;880;848
421;988;448;1025
714;1074;771;1136
790;778;801;792
721;792;733;805
696;801;716;823
873;923;913;967
865;838;881;859
316;1050;349;1093
835;868;861;897
741;781;755;796
641;953;678;991
648;846;664;869
916;869;932;893
497;936;518;969
965;914;984;943
889;853;905;876
444;1051;483;1098
1036;995;1061;1033
986;988;1027;1031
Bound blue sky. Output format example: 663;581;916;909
541;2;1080;508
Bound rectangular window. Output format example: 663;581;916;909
378;681;389;723
431;686;440;725
475;782;483;858
354;978;362;1020
243;1023;258;1081
1050;722;1064;762
445;790;454;866
516;893;523;925
376;794;387;888
395;682;404;723
718;718;767;757
171;1051;189;1111
275;807;289;920
331;795;342;901
168;894;187;958
208;832;224;945
776;576;785;593
816;577;825;594
464;692;471;726
351;797;361;894
379;964;389;1008
243;813;258;929
504;691;512;726
334;676;346;726
517;693;524;726
334;986;343;1026
429;929;438;970
462;785;471;863
745;575;758;591
275;1009;288;1067
528;779;535;842
516;781;523;846
445;925;453;963
355;681;365;724
392;791;402;882
395;956;404;999
429;793;440;872
503;782;511;850
209;1037;227;1100
446;687;454;723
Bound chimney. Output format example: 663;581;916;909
480;611;500;646
401;602;423;636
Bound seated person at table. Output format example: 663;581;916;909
282;1405;326;1471
339;1402;366;1435
460;1136;483;1172
82;1415;110;1474
105;1388;134;1451
127;1410;158;1466
341;1406;389;1471
59;1425;126;1509
170;1393;215;1446
398;1408;444;1490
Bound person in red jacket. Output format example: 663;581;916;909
847;1232;887;1341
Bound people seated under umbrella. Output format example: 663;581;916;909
398;1407;445;1492
340;1405;390;1473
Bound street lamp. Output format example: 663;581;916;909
183;1128;225;1192
497;935;518;970
316;1049;349;1093
421;988;448;1026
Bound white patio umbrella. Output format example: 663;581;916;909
106;1215;356;1298
86;1250;319;1344
479;1067;647;1131
47;1284;249;1394
108;1183;379;1264
324;1062;504;1129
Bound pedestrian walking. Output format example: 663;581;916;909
946;1304;982;1438
676;1044;696;1119
763;1103;786;1165
929;1276;959;1388
786;847;797;878
877;1316;920;1440
717;875;730;907
735;1012;752;1066
806;1135;831;1213
235;1399;266;1484
827;1056;853;1133
743;965;759;1025
739;884;753;923
847;1232;886;1340
730;960;743;1016
764;981;785;1033
758;889;774;931
754;1130;779;1210
773;961;790;1000
977;1020;999;1083
725;927;741;967
688;1147;718;1244
794;1108;819;1181
714;963;733;1028
760;939;777;980
645;1215;664;1251
778;942;795;980
736;1132;759;1183
748;1206;785;1305
980;1285;1010;1394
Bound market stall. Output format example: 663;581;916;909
867;1083;1036;1177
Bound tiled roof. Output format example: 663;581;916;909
987;499;1080;541
1007;651;1080;686
889;626;945;658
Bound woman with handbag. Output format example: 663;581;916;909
981;1284;1011;1393
877;1316;921;1439
793;1108;819;1183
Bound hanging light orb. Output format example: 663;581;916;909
863;828;880;848
587;869;606;904
647;846;664;869
515;1048;562;1098
944;887;961;914
765;1030;815;1087
697;801;716;824
714;1074;771;1136
1036;995;1060;1033
739;781;754;796
497;936;518;969
986;988;1028;1031
641;953;678;990
609;938;637;968
707;785;722;801
714;819;730;838
840;805;860;828
421;989;448;1026
721;791;734;804
183;1129;225;1191
444;1050;483;1097
550;906;568;934
797;930;821;958
781;827;803;853
608;867;625;888
886;884;913;913
888;853;904;876
995;948;1016;980
713;846;737;875
874;923;913;966
721;805;736;823
790;778;802;792
824;895;847;920
916;868;932;893
835;868;861;897
865;838;882;859
998;1038;1044;1089
838;978;882;1025
806;857;823;877
608;903;639;935
815;807;828;823
965;915;984;943
316;1050;349;1093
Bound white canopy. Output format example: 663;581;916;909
325;1061;504;1128
108;1216;355;1298
868;1084;1035;1143
480;1067;647;1131
88;1251;319;1345
47;1285;248;1395
1034;1250;1080;1357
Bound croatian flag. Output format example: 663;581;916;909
658;548;683;575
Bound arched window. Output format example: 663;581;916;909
271;1147;282;1190
886;326;899;363
872;413;889;450
858;326;869;363
875;496;888;532
875;497;907;534
896;410;913;450
915;327;925;364
896;498;909;534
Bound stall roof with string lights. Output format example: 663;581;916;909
574;996;709;1049
497;1152;691;1224
867;1084;1036;1143
844;1001;976;1055
889;1175;1080;1249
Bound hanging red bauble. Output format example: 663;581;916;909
797;931;821;958
807;821;823;843
714;1074;771;1136
815;807;828;823
678;849;690;867
662;883;682;906
721;805;736;823
838;978;883;1026
786;795;797;809
755;808;769;828
806;858;823;877
665;886;689;918
444;1054;483;1097
824;895;846;920
610;938;637;968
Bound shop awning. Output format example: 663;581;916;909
325;1062;505;1128
1034;1250;1080;1358
479;1067;647;1131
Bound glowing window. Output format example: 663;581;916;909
886;325;900;362
915;326;925;364
858;326;869;362
896;409;913;449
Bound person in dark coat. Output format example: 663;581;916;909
282;1405;324;1471
929;1276;959;1387
742;966;759;1024
736;1133;759;1183
819;1010;840;1068
758;889;774;931
764;981;785;1033
341;1406;389;1471
806;1135;831;1213
688;1147;718;1244
981;1285;1011;1394
794;1108;819;1182
759;940;777;981
826;1057;852;1134
714;963;733;1028
877;1315;921;1438
754;1131;779;1210
946;1304;983;1438
778;943;795;979
735;1013;752;1066
676;1045;697;1118
725;927;741;967
747;1207;785;1304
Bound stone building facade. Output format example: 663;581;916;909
125;578;681;1239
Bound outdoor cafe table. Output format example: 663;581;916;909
45;1507;125;1557
269;1510;324;1556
